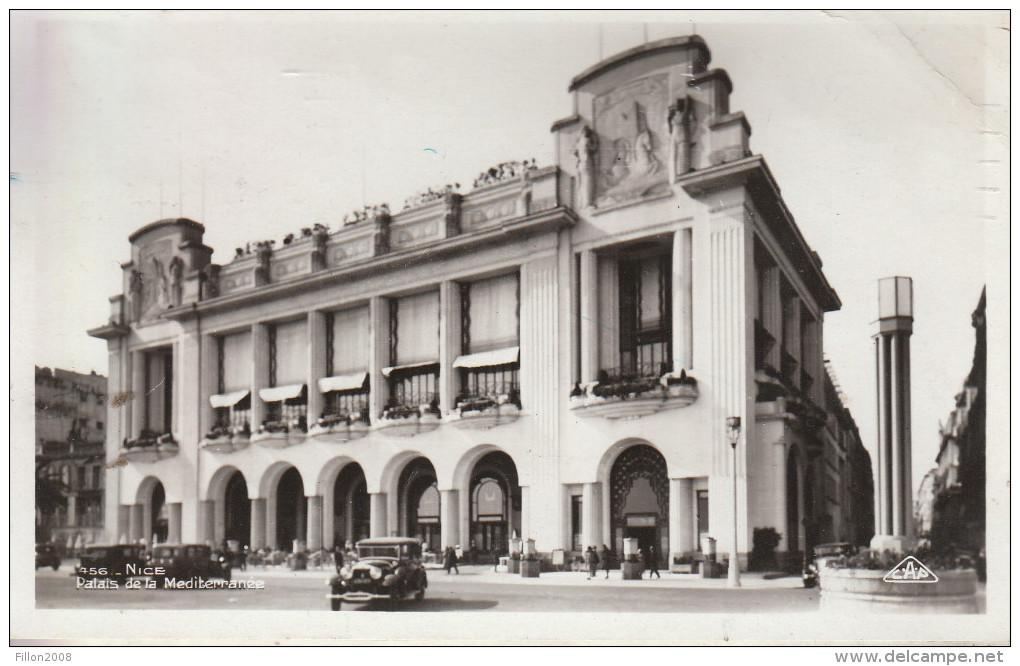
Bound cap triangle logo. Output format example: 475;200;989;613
883;555;939;583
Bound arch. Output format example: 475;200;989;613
206;464;244;501
606;441;670;567
258;460;300;500
467;450;522;559
135;476;167;545
596;437;673;486
396;457;440;552
223;470;251;547
273;466;306;551
450;443;504;492
379;450;427;501
331;462;370;549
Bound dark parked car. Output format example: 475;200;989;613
803;542;855;588
148;544;232;585
327;537;427;610
36;543;61;570
76;544;148;583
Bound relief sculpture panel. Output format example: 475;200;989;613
593;74;671;207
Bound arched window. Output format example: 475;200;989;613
473;478;504;522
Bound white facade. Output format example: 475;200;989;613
91;36;857;569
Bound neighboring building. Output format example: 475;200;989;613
922;288;986;554
89;35;870;569
35;366;107;548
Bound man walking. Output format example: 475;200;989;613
646;544;661;579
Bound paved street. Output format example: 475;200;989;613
36;563;818;613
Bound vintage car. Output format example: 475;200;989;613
802;542;855;588
327;537;427;610
148;544;232;584
35;543;62;570
76;544;148;583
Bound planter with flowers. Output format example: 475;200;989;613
570;368;698;420
448;391;521;430
200;423;251;453
252;415;307;448
375;401;441;437
121;430;179;462
308;411;371;443
819;546;979;614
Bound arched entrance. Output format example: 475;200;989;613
398;457;440;552
333;463;370;548
469;451;521;560
276;467;306;551
609;444;669;566
786;450;801;569
150;482;168;544
224;471;250;547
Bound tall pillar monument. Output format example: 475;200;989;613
872;276;915;553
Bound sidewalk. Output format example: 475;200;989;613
239;563;803;590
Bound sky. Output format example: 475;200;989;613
10;10;1008;489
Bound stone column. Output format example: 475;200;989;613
167;503;182;544
117;505;130;543
670;478;695;556
194;500;210;545
199;334;219;439
438;282;462;416
251;323;269;430
774;442;789;554
213;496;225;544
307;311;327;425
672;229;694;371
128;503;144;542
250;498;266;550
458;487;471;553
440;489;459;549
761;266;782;371
322;492;336;551
579;250;599;383
597;256;619;374
131;351;146;438
142;501;153;545
66;495;77;527
368;298;390;423
370;493;388;538
581;482;601;551
306;495;323;552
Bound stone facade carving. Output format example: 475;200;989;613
128;269;144;322
200;264;221;300
592;74;670;207
254;241;274;286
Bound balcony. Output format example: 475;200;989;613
120;431;179;463
448;394;522;431
308;373;372;443
199;424;251;454
569;369;698;420
252;385;308;448
375;403;441;437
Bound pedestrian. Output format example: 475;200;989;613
451;545;461;574
585;545;599;580
600;544;612;579
443;546;454;575
646;544;661;579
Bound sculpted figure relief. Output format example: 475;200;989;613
574;125;598;208
667;96;693;182
168;255;185;307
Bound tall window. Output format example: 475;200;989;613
571;495;583;551
320;307;371;424
696;490;709;549
456;274;521;407
386;292;440;410
143;348;173;434
261;320;308;431
617;253;671;379
212;331;252;434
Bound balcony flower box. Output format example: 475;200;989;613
448;394;522;430
308;412;371;443
252;417;307;448
121;431;179;462
570;370;698;420
200;424;251;453
375;403;441;437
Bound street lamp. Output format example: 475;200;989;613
726;416;742;588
